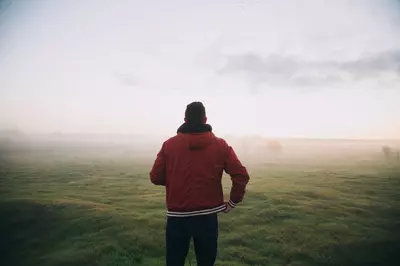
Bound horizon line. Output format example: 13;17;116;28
1;130;399;142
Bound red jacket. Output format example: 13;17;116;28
150;123;250;217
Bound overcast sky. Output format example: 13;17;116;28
0;0;400;139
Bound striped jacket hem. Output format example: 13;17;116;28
166;204;227;217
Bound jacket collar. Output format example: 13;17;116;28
177;123;212;134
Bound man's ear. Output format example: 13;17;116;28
204;117;207;123
184;118;187;123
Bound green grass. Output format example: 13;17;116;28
1;148;400;265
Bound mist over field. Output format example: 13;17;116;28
1;129;399;162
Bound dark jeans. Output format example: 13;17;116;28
166;214;218;266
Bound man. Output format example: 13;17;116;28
150;101;250;266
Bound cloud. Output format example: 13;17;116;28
216;50;400;88
114;73;138;87
338;50;400;74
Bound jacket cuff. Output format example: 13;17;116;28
228;199;237;208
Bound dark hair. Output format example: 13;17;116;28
185;101;206;124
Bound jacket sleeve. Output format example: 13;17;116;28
149;142;167;186
223;143;250;208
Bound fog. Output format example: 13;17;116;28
1;0;400;139
1;130;399;168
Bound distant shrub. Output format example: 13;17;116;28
267;140;283;153
382;146;391;159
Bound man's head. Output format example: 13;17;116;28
184;101;207;124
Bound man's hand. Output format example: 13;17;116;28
224;202;233;213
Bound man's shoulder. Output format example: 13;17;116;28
163;134;181;144
161;134;184;149
213;135;228;146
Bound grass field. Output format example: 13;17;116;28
1;143;400;266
